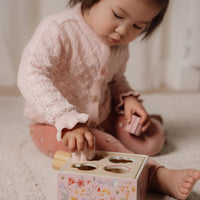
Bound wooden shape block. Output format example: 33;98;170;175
71;140;96;161
52;151;72;170
125;115;142;136
57;151;148;200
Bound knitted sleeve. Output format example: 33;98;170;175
109;55;142;114
17;17;89;141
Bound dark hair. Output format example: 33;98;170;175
68;0;100;9
143;0;169;39
68;0;169;39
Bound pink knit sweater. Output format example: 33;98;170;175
18;4;139;141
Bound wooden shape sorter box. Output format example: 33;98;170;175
54;151;149;200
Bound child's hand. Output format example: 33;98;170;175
62;124;94;153
124;96;151;132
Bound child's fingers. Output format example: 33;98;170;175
125;109;133;124
85;131;94;150
68;137;76;152
62;135;68;147
76;134;85;151
141;117;151;132
135;109;150;132
136;109;148;124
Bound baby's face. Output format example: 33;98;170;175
83;0;161;46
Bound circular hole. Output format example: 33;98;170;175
104;165;129;174
109;156;134;164
72;163;97;171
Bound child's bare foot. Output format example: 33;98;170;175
152;167;200;200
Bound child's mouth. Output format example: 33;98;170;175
108;37;120;44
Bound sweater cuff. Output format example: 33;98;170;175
55;110;89;141
115;91;143;114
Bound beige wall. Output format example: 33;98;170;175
0;0;200;93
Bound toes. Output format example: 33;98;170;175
194;170;200;180
183;175;195;183
179;170;200;198
188;169;200;180
177;170;199;199
180;186;190;195
185;169;200;182
180;180;193;195
183;181;193;188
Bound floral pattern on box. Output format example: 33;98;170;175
58;173;140;200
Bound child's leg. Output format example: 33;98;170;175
30;124;200;199
152;167;200;200
29;122;135;158
91;128;134;153
91;128;163;190
29;123;68;158
115;115;166;156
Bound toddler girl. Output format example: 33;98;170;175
18;0;200;199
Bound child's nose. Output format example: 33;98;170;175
115;24;128;37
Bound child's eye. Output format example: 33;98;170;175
113;11;123;19
133;24;142;29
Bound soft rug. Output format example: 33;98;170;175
0;93;200;200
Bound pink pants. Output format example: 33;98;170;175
29;115;166;190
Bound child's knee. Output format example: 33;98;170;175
145;127;166;156
29;123;67;157
145;136;165;156
115;115;166;156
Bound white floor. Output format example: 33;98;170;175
0;93;200;200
